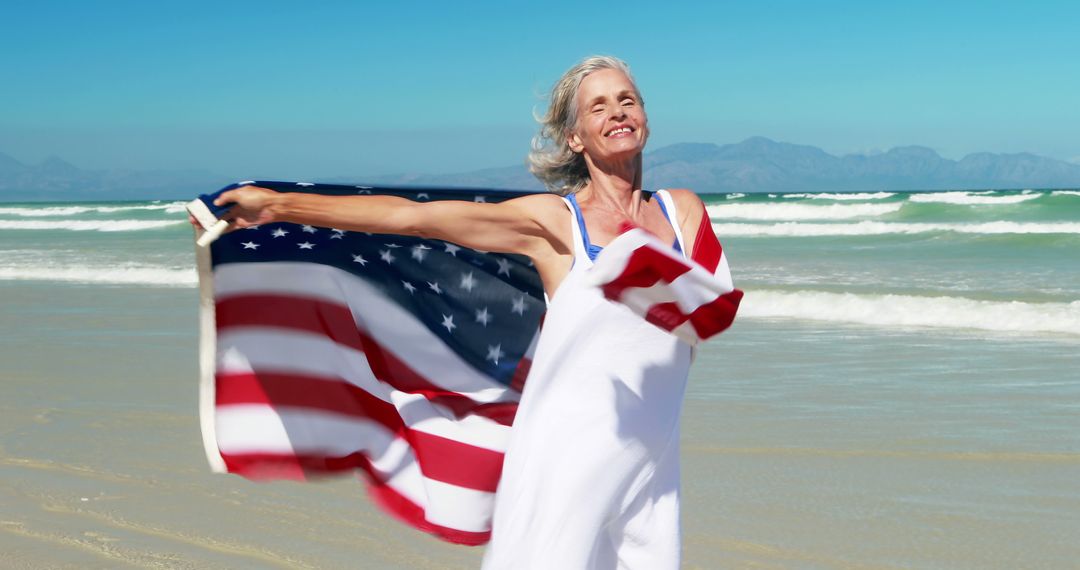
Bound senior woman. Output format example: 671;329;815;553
213;56;722;569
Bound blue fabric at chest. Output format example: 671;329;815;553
567;192;682;261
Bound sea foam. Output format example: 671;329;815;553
0;265;197;286
0;220;182;231
708;202;901;221
0;202;187;217
908;191;1042;205
712;221;1080;237
781;192;896;200
741;290;1080;336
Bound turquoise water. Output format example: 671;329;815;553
1;188;1078;568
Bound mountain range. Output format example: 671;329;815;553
3;137;1080;201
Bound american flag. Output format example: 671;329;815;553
192;181;741;546
194;181;545;545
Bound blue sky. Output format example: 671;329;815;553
2;0;1078;178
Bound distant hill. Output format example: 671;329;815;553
0;153;231;201
393;137;1080;192
4;137;1080;201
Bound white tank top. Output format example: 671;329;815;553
483;190;693;569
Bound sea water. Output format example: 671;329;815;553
0;189;1077;568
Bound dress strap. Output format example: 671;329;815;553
559;195;592;267
654;189;687;256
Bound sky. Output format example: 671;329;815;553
2;0;1079;179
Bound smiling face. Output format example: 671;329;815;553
567;68;648;164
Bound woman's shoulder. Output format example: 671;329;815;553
660;188;705;219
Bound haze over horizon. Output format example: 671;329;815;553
3;1;1079;178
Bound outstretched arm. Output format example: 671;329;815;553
214;185;567;259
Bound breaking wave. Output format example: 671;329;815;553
908;191;1041;205
0;265;196;286
780;192;897;200
741;290;1080;336
0;220;183;231
713;221;1080;237
0;202;187;217
707;202;902;221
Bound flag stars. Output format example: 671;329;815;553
297;241;315;250
444;243;461;256
380;249;395;264
330;229;345;239
385;243;402;248
271;228;289;238
241;241;259;250
412;244;431;262
416;192;430;200
460;271;476;292
441;314;457;333
475;307;492;326
511;296;527;315
302;225;317;233
474;195;487;203
352;254;368;266
486;344;504;365
427;281;442;294
496;258;512;276
402;281;417;294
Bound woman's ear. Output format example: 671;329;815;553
568;131;584;154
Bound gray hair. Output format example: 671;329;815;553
527;56;643;195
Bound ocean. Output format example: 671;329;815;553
1;188;1078;568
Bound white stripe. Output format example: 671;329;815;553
217;329;511;451
213;262;517;398
215;405;495;532
218;327;514;404
391;391;511;452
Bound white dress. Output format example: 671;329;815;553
482;191;693;570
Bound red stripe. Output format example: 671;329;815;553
216;294;518;425
216;371;504;492
691;207;722;273
600;245;692;301
687;289;743;338
365;479;491;546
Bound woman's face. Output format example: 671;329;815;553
568;68;648;163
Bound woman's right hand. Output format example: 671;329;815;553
214;185;284;229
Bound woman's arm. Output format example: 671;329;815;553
214;185;569;259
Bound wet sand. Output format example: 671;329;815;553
2;283;1078;568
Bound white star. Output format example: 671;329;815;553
271;228;288;238
416;192;429;200
380;249;395;264
402;281;416;294
244;225;260;230
460;271;476;292
475;307;492;326
298;241;315;249
296;182;314;187
486;344;504;365
411;244;431;262
385;243;402;248
441;314;456;333
237;180;255;185
474;195;487;203
496;258;512;276
330;229;345;239
241;241;259;250
302;225;317;233
357;189;373;194
352;254;368;266
444;243;461;256
427;281;442;294
511;296;526;315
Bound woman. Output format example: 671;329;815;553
213;56;721;569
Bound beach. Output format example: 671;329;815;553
1;190;1078;568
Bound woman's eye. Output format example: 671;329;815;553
622;99;635;106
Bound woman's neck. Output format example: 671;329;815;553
578;154;644;212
